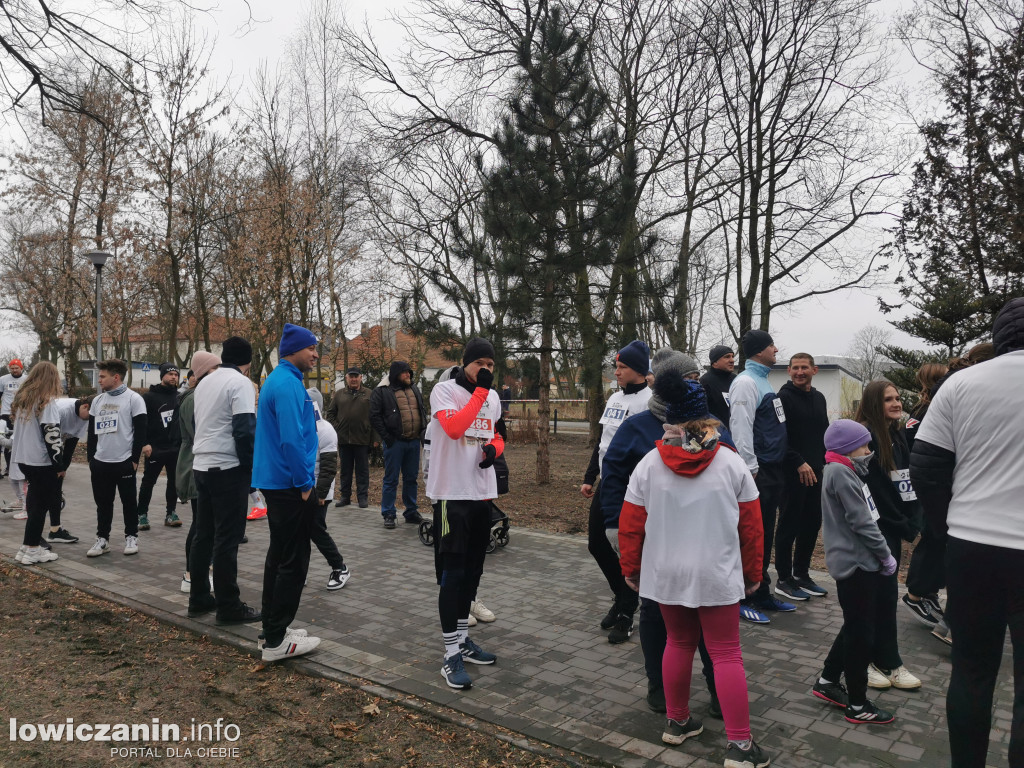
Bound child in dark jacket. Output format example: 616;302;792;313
812;420;897;725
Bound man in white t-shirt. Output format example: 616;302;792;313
86;360;147;557
428;337;504;691
0;358;26;476
188;336;260;625
911;296;1024;768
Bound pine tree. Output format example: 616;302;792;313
478;2;624;483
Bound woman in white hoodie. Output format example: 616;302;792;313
619;375;769;768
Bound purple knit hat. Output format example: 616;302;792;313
824;419;871;455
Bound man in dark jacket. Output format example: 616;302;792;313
774;353;830;602
700;344;736;425
369;360;427;528
138;362;183;530
911;296;1024;768
326;367;374;509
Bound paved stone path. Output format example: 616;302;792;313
2;471;1015;767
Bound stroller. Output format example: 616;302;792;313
418;501;510;554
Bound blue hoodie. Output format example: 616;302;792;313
252;360;318;492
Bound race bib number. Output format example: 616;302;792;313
464;410;494;440
890;469;917;502
95;412;119;434
599;404;628;427
773;397;786;423
723;392;731;406
862;483;879;521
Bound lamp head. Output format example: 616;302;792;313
84;250;112;269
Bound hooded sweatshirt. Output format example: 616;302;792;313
821;451;892;580
618;435;762;607
700;367;735;426
142;382;181;451
369;361;426;444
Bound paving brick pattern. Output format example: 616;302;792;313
2;472;1015;767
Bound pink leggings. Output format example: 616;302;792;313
660;602;750;741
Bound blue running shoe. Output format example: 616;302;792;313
775;579;811;601
441;653;473;689
739;602;770;624
460;638;497;665
754;595;796;612
794;576;828;596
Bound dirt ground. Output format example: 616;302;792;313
0;561;590;768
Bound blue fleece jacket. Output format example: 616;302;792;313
601;410;734;528
252;360;318;492
728;359;788;472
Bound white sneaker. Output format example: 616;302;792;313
124;535;139;556
867;664;892;689
887;665;922;690
262;634;321;662
13;510;27;520
180;573;191;593
87;537;110;557
14;545;26;562
257;627;309;650
470;600;496;623
21;546;58;564
326;566;351;590
467;613;477;627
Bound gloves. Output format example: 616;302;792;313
879;555;897;576
605;528;620;555
479;444;496;469
474;368;494;390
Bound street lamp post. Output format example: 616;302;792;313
84;251;112;392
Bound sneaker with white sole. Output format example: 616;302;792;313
257;627;309;650
13;510;27;520
14;545;26;562
262;634;321;662
124;535;139;555
327;566;351;590
467;613;477;627
459;638;496;665
724;740;771;768
866;664;892;689
470;600;496;622
87;537;110;557
21;546;59;564
48;528;79;544
886;665;922;689
441;652;473;689
774;578;811;601
845;700;895;725
901;594;939;626
661;716;703;745
180;574;191;593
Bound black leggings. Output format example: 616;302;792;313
20;464;61;547
821;568;889;706
434;500;489;634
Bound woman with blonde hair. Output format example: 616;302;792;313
10;361;65;565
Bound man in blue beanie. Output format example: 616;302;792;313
580;340;651;644
253;323;323;661
729;329;794;624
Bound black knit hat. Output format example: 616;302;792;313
654;369;709;423
463;337;496;366
221;336;253;366
741;330;774;359
159;362;179;377
709;345;732;365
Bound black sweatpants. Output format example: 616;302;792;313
945;537;1024;768
434;499;490;634
752;461;785;599
90;459;138;540
822;567;889;706
587;484;637;614
260;487;316;649
20;464;61;547
906;523;946;597
338;444;370;505
191;466;249;613
640;597;717;697
774;473;823;581
137;448;179;518
311;500;345;570
873;531;904;671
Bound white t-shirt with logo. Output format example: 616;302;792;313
425;379;502;501
12;399;62;467
597;387;652;469
624;446;759;607
193;367;257;471
91;389;147;464
315;418;338;499
0;373;25;416
914;350;1024;549
57;398;89;440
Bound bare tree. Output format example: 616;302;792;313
845;324;894;384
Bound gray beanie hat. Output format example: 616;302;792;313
651;348;700;379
